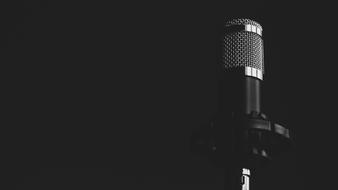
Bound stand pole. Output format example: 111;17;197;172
241;168;250;190
225;167;250;190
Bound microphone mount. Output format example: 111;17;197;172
191;110;292;190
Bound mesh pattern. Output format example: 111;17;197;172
222;31;264;72
225;18;262;32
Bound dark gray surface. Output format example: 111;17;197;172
5;1;336;189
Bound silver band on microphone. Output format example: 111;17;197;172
224;24;263;36
245;67;263;80
245;24;262;36
225;19;263;36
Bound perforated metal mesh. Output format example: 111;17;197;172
222;19;264;73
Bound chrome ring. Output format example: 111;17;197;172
225;24;263;36
245;67;263;80
245;24;262;36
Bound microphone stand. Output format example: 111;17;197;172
225;167;250;190
190;78;292;190
190;18;292;190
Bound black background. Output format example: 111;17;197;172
4;1;337;189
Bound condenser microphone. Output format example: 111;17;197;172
218;18;264;116
191;18;292;190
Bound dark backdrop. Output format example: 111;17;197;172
4;1;337;190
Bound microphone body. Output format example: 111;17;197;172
190;18;292;174
190;18;293;190
218;69;261;116
219;19;264;116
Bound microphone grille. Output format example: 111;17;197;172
222;18;264;77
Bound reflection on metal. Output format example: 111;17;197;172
245;67;263;80
242;168;250;190
245;24;262;36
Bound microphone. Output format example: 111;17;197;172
219;18;264;116
190;18;293;190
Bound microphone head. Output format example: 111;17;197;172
222;18;264;80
